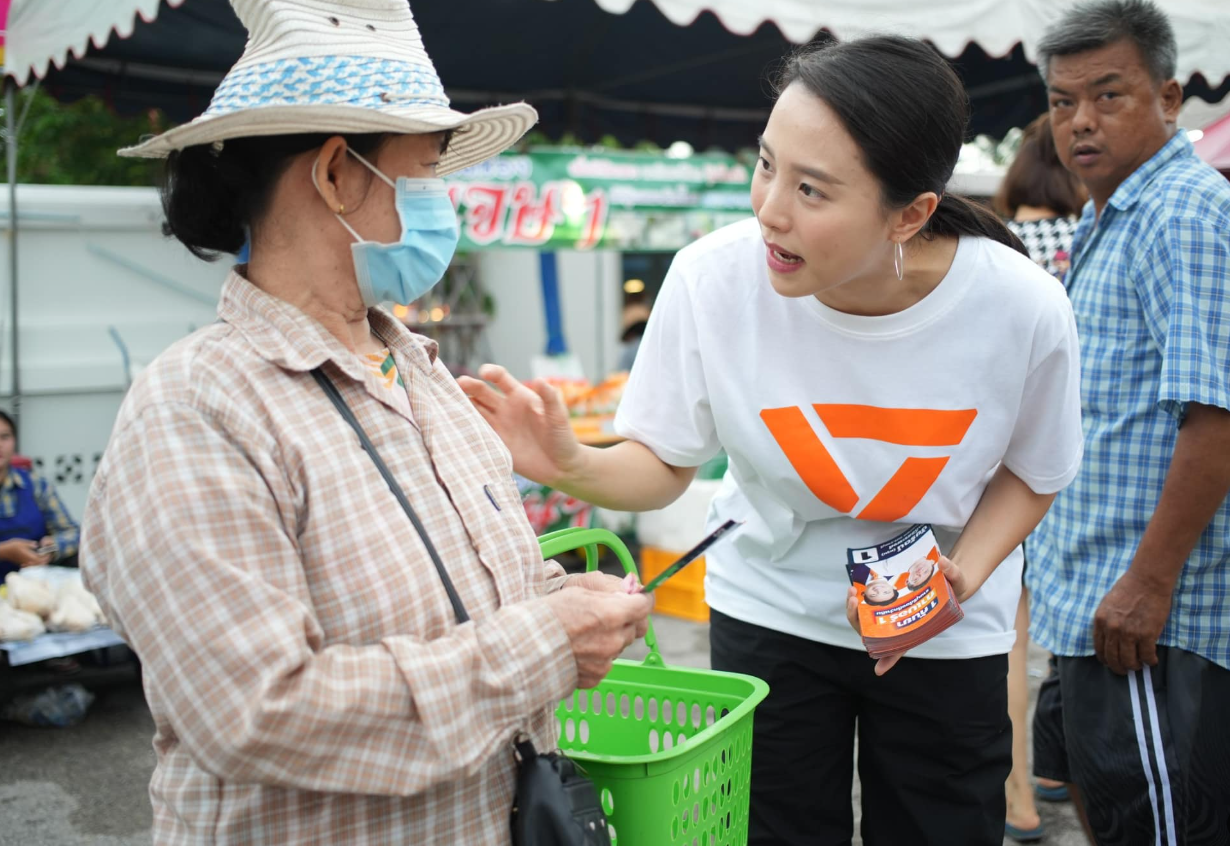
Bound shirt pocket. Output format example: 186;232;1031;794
1076;311;1159;416
468;476;547;600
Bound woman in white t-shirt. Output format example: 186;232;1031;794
461;36;1082;846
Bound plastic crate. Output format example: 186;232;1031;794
641;545;709;622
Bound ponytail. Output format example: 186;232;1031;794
161;132;390;261
929;193;1028;257
162;144;252;260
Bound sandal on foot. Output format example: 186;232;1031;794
1035;783;1070;803
1006;821;1046;843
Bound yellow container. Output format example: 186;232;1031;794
641;546;710;622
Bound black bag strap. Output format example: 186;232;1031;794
311;367;470;624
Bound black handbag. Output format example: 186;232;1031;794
312;368;611;846
510;734;612;846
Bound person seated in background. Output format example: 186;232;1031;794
0;410;80;579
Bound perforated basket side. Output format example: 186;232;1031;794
555;660;765;845
560;694;755;846
538;527;767;844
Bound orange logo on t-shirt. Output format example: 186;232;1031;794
760;404;977;522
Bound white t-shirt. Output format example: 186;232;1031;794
615;217;1083;658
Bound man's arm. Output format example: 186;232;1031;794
1094;402;1230;674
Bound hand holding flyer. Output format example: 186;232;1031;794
845;524;964;670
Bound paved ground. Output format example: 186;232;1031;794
0;661;153;846
1;615;1084;845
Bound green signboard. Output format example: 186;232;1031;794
447;148;754;252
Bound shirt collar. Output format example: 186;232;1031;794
1;470;23;491
1107;130;1194;213
216;270;440;380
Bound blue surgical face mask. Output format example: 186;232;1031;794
314;148;460;307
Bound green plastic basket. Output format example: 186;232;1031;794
538;527;770;846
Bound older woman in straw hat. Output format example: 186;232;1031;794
79;1;653;843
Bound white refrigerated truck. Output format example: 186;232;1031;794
0;183;222;517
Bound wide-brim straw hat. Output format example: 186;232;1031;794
118;0;537;175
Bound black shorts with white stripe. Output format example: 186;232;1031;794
1048;647;1230;846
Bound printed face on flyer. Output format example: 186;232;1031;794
846;524;940;595
850;555;939;602
845;525;955;640
905;557;937;591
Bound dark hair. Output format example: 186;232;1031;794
1037;0;1177;83
777;36;1027;256
162;133;390;260
161;130;452;261
0;410;14;439
620;320;649;343
994;113;1086;218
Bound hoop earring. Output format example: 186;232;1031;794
893;241;904;281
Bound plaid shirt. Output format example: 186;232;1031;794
1028;131;1230;670
81;272;576;845
0;469;80;559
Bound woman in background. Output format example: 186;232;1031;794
994;111;1086;843
996;113;1086;280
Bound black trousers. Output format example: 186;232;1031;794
1035;648;1230;846
709;609;1011;846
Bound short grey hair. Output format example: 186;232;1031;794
1037;0;1177;83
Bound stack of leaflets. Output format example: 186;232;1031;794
846;524;963;660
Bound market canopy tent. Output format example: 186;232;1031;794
8;0;1230;150
586;0;1230;80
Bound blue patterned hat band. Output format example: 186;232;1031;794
205;56;450;116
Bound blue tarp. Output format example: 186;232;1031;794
1;627;127;667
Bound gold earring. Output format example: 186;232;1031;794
337;203;345;214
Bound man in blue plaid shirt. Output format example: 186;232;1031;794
1025;2;1230;844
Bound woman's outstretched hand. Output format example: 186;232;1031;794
458;364;583;486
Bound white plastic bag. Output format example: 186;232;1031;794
0;600;47;641
51;579;105;630
5;572;56;618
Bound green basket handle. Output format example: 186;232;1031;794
537;527;663;667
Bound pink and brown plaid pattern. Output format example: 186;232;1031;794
82;272;577;845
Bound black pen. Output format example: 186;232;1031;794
640;519;743;593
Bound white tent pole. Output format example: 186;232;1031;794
5;83;19;430
14;76;40;137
